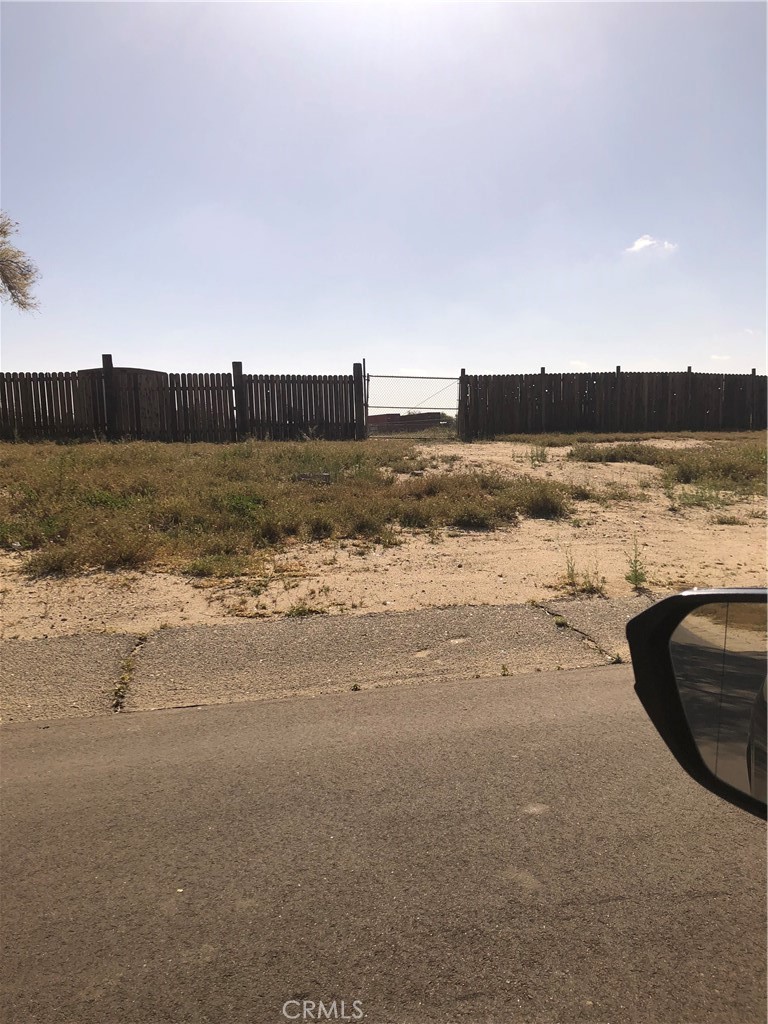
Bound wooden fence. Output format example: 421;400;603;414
0;356;366;442
458;367;767;439
238;370;359;441
2;358;765;442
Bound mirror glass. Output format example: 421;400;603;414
670;602;767;802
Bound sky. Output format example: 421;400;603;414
1;1;766;377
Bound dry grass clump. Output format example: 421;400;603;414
0;440;578;576
568;439;766;496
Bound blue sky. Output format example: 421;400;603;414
1;1;765;376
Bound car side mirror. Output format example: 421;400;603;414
627;589;767;819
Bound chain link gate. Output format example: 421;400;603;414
365;373;460;436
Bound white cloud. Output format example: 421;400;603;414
625;234;678;254
569;359;589;369
710;354;731;362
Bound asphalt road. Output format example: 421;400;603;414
2;665;765;1024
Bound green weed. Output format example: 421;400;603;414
625;535;648;591
562;547;606;597
285;600;328;617
528;443;548;467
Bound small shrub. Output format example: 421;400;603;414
625;535;648;591
280;513;302;538
562;548;606;596
528;444;548;467
564;548;578;592
87;527;156;571
308;514;334;540
601;482;639;503
451;502;495;531
285;600;327;617
399;504;434;529
346;509;387;538
253;516;284;546
378;525;403;548
579;566;607;597
183;554;249;578
491;497;520;525
712;514;746;526
568;482;595;501
23;545;81;577
674;483;729;509
508;477;570;519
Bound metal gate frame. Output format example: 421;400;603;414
365;373;461;436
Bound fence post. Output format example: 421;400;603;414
750;368;756;430
232;361;247;440
102;354;117;440
540;366;546;433
686;366;692;429
352;362;366;440
615;366;621;432
458;368;467;440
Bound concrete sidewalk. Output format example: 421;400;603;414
1;595;653;723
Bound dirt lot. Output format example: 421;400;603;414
1;439;764;641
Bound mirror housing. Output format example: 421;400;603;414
627;589;767;820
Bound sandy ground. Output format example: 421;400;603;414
1;440;765;641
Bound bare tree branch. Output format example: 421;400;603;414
0;212;40;311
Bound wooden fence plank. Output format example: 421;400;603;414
51;373;63;436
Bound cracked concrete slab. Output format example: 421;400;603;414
1;600;648;722
542;593;656;662
1;634;139;723
128;603;609;713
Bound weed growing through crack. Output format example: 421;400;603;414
113;662;132;712
113;635;147;711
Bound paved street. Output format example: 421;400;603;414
2;665;765;1024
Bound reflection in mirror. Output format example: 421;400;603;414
670;602;767;802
